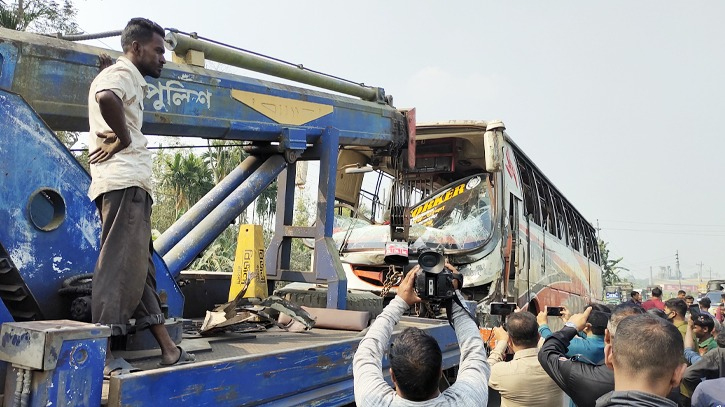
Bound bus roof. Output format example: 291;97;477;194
415;121;597;233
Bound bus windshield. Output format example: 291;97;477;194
334;173;493;253
409;174;493;252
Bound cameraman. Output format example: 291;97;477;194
353;264;489;406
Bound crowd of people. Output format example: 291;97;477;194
353;276;725;407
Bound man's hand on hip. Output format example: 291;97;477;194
89;131;129;164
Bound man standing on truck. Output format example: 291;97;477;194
353;265;489;406
88;17;194;374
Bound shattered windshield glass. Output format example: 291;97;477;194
334;173;493;253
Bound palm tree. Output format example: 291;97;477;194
255;181;277;231
201;140;247;184
160;152;213;218
598;239;629;287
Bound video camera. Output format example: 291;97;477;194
414;251;461;302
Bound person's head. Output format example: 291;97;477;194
647;308;668;320
716;330;725;348
677;290;686;299
586;304;611;336
121;17;166;78
651;287;662;298
389;327;442;401
607;303;646;339
700;297;711;310
605;314;686;397
685;295;695;306
631;291;642;302
506;312;540;349
692;313;715;340
664;298;686;321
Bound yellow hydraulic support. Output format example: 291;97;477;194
229;225;269;300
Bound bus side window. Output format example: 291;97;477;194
534;173;549;231
517;161;540;226
543;184;557;236
566;206;579;251
552;193;566;241
576;216;587;256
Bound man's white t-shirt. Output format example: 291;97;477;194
87;56;152;201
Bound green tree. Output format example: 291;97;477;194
290;190;313;272
599;238;628;287
0;0;78;34
152;142;285;273
202;140;247;185
255;181;277;232
55;131;89;172
160;152;214;219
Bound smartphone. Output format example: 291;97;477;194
689;304;701;317
546;306;564;317
490;302;517;316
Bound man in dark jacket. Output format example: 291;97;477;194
682;330;725;395
596;313;686;406
538;304;644;407
624;291;642;308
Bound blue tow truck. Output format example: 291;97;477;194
0;27;462;406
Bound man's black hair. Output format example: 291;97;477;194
630;291;640;298
716;330;725;348
678;290;687;295
613;314;683;382
608;303;646;336
389;327;442;401
651;287;662;298
647;308;668;320
693;313;715;332
685;295;695;301
506;312;539;348
700;297;711;308
664;298;687;317
586;304;611;336
121;18;165;52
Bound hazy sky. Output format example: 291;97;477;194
74;1;725;280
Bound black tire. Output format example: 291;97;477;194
274;286;384;318
58;273;94;296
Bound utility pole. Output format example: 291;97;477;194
697;261;704;282
709;267;712;281
649;266;653;286
676;251;681;290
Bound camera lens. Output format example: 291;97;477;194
418;251;444;273
419;253;438;268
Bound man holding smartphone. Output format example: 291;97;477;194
537;304;610;364
488;312;563;406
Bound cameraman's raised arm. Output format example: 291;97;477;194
442;264;490;405
353;269;420;406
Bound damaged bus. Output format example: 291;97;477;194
331;120;603;317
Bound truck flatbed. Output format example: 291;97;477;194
103;316;460;407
